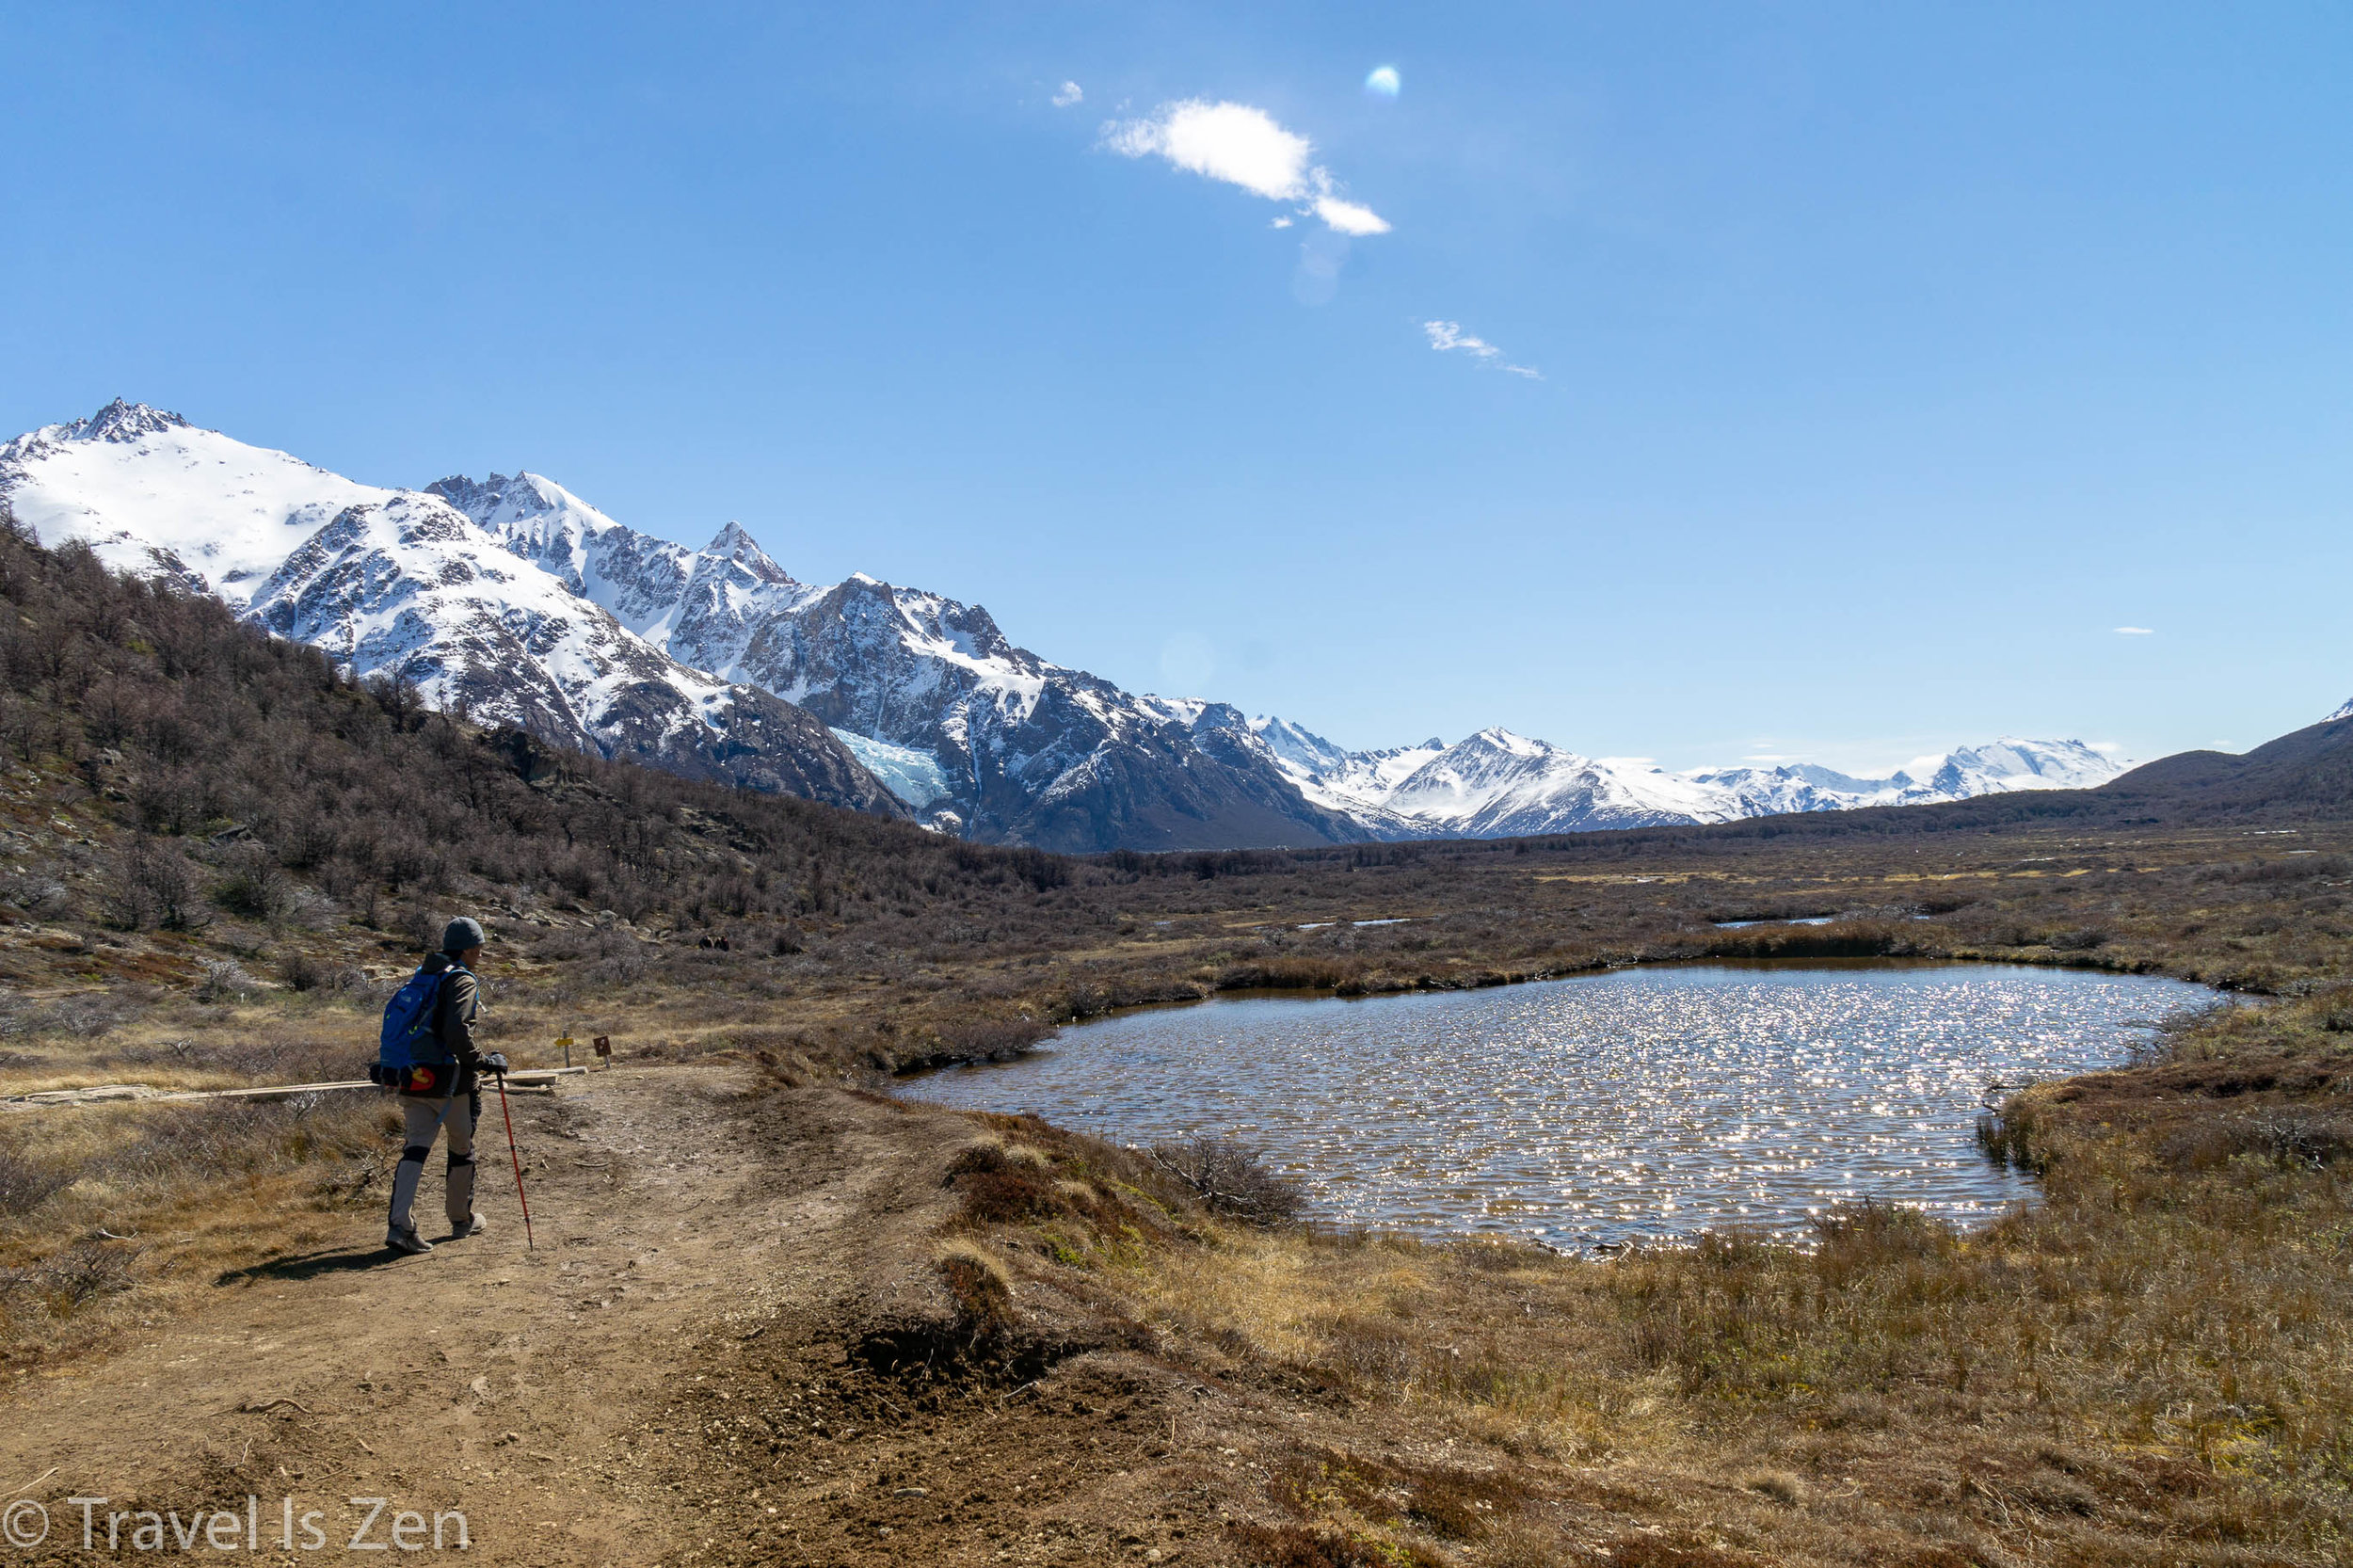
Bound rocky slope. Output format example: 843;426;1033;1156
0;403;900;814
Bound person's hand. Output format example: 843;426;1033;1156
484;1051;510;1077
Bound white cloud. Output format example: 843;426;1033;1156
1105;100;1308;199
2089;741;2123;753
1311;170;1390;235
1315;198;1388;235
1051;81;1083;108
1103;99;1388;235
2113;626;2154;635
1422;320;1540;379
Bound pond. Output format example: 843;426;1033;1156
897;962;2209;1249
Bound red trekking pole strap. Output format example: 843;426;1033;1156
494;1074;535;1251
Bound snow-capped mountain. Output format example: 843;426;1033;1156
1248;719;2129;840
2328;697;2353;725
0;403;901;815
1;400;2134;852
427;478;1359;852
423;472;811;683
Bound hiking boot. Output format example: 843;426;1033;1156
386;1225;433;1255
452;1213;488;1239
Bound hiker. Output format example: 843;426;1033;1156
385;917;509;1255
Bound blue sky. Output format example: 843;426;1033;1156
3;3;2347;772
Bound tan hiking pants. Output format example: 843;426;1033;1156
387;1091;477;1236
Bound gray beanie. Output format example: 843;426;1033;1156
441;917;486;954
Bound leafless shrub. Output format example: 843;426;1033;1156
2051;927;2111;952
215;841;297;922
1145;1135;1306;1226
0;1138;72;1217
279;951;323;991
2249;1111;2353;1169
103;837;207;931
97;1096;382;1190
195;959;259;1004
935;1016;1052;1061
0;1240;142;1308
2125;1001;2233;1067
398;905;445;955
0;991;136;1042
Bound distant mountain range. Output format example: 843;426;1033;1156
1240;720;2121;840
2;401;2143;850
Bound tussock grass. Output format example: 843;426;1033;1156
1072;997;2353;1564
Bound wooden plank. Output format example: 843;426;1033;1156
5;1066;589;1110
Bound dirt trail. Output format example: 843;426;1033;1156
0;1066;978;1562
0;1068;1318;1566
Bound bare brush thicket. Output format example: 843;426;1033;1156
1144;1135;1306;1226
0;511;1081;944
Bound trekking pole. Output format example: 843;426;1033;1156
493;1072;536;1251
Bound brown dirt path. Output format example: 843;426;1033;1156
0;1065;966;1563
0;1068;1449;1568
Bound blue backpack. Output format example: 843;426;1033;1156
373;965;461;1091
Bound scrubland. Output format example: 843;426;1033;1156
2;520;2350;1560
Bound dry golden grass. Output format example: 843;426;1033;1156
1073;994;2353;1564
0;1088;397;1369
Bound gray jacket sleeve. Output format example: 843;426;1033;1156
435;968;484;1074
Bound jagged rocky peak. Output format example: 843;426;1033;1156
70;399;193;442
703;520;795;584
851;575;1020;664
425;471;557;519
1455;726;1559;760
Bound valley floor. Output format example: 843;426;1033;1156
2;817;2349;1565
7;1002;2349;1567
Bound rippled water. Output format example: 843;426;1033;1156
898;962;2207;1248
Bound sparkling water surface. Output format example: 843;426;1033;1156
897;963;2207;1248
